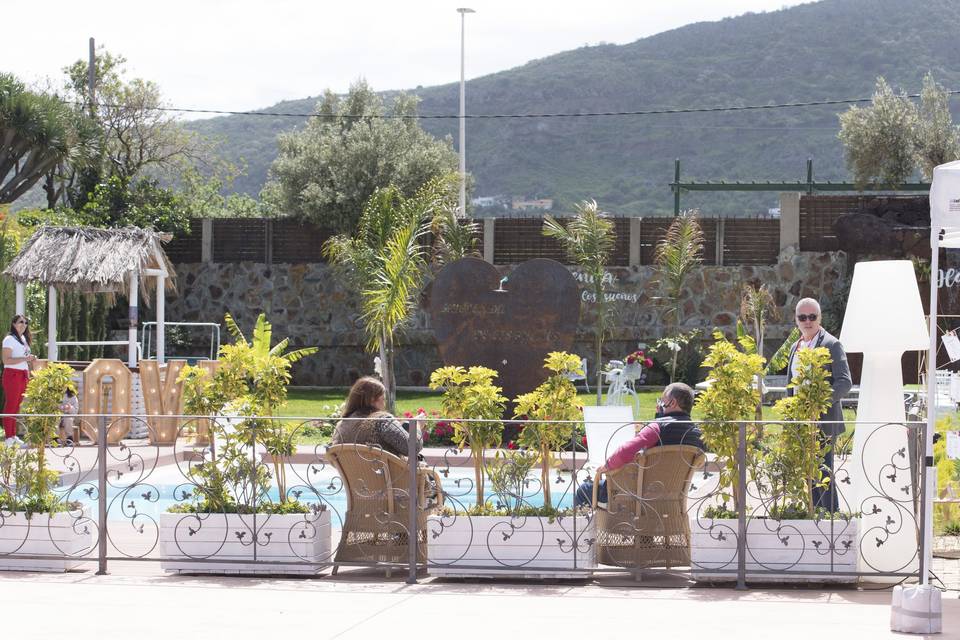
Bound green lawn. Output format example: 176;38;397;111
278;387;856;423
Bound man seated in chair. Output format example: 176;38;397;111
575;382;705;507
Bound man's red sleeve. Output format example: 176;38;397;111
604;422;662;471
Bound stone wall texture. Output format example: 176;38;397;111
164;247;846;386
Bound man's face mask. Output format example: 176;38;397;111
655;398;666;416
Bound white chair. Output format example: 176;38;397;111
564;357;590;393
583;406;636;470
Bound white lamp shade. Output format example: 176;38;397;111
930;160;960;245
839;260;928;353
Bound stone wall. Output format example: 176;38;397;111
165;247;846;386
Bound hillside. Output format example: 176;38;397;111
187;0;960;215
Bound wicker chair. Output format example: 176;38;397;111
326;444;444;575
592;444;704;569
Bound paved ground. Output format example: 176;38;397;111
1;561;958;639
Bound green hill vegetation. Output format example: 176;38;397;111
187;0;960;215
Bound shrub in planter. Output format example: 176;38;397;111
429;365;507;506
770;346;835;519
694;336;765;512
177;312;317;511
0;363;89;571
513;352;583;511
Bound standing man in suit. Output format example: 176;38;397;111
786;297;852;511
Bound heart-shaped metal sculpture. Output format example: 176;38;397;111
428;257;581;401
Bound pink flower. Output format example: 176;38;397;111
507;441;516;450
644;358;653;368
403;411;413;418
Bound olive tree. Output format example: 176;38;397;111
267;80;460;233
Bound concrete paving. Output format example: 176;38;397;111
0;564;957;639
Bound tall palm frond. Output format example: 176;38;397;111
361;220;427;352
655;210;704;323
223;312;245;343
251;313;272;357
431;207;479;266
543;200;615;267
543;199;615;402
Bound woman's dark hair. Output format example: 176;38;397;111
343;377;386;418
8;314;31;347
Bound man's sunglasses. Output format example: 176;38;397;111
796;314;818;322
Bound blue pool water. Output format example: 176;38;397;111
58;464;578;521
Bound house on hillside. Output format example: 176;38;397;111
511;197;553;211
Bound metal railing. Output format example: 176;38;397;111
0;413;927;586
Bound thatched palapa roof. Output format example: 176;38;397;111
3;226;177;297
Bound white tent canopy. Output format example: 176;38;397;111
923;159;960;585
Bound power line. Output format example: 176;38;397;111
65;89;960;121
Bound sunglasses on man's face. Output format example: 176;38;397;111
796;314;818;322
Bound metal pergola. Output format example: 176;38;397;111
669;158;931;215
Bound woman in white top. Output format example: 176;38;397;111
2;315;36;447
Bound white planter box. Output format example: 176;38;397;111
426;514;596;579
160;511;332;575
0;511;94;572
691;517;859;583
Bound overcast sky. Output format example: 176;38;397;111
6;0;811;119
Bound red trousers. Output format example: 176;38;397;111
2;368;28;438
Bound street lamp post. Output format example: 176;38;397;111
457;7;475;218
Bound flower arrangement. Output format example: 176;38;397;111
401;408;457;447
624;350;654;369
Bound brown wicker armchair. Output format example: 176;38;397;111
326;444;444;575
592;444;704;569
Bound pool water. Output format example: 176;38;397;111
59;464;578;521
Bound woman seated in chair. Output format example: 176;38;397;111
332;377;422;458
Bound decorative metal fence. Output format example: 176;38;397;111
0;413;926;586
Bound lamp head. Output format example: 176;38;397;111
457;7;476;14
839;260;928;353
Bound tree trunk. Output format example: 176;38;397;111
474;447;485;506
595;331;603;405
541;444;552;511
380;331;396;414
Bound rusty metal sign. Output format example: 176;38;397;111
428;257;581;401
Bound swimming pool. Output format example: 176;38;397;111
58;463;579;521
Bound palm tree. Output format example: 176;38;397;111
542;200;615;403
654;210;704;382
324;174;463;411
221;312;317;503
0;73;79;204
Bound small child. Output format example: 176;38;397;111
58;389;79;446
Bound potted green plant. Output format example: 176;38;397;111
427;352;596;579
428;365;507;506
690;343;858;583
513;352;584;511
0;362;91;572
160;312;328;575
